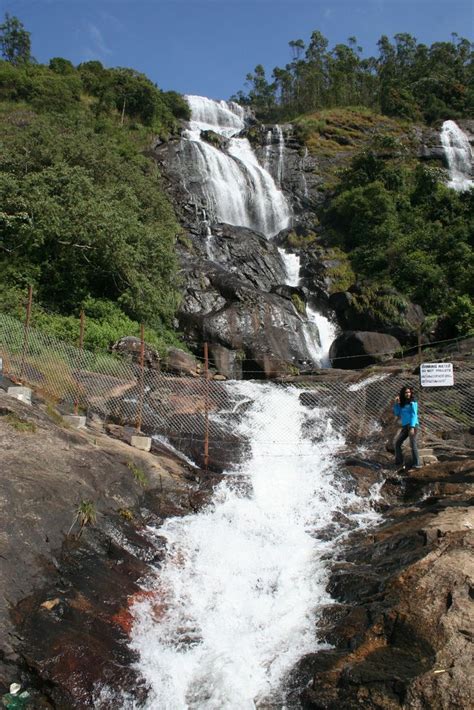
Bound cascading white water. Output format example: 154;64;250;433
183;96;290;237
131;381;379;708
306;307;337;368
300;147;309;198
263;129;272;171
275;125;285;186
440;120;473;191
278;249;337;367
183;96;335;368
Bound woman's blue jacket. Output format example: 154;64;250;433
393;401;419;427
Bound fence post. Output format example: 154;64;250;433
417;326;424;447
136;323;145;433
204;342;209;472
19;285;33;382
74;310;85;415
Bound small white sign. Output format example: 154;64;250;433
420;362;454;387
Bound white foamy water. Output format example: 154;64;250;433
307;306;337;368
278;249;337;367
182;96;290;237
278;247;300;287
440;120;473;191
131;382;378;708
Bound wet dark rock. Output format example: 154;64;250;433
208;223;287;291
0;391;216;705
209;343;243;379
200;129;228;149
178;258;318;377
162;347;200;377
329;331;401;369
295;456;474;710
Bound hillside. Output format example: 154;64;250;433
0;55;189;352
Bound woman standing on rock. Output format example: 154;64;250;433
393;386;422;470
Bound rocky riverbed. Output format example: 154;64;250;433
0;388;219;708
1;357;473;708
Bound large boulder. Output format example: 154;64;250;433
178;256;320;377
207;223;287;291
110;336;160;370
329;331;401;369
162;348;200;377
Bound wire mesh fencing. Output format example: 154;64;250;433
1;312;472;470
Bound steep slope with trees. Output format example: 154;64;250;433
0;15;190;351
234;30;473;124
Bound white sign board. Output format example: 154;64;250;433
420;362;454;387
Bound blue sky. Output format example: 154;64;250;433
2;0;473;99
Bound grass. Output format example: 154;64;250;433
45;402;69;427
3;413;36;433
294;107;406;158
127;460;148;488
68;500;97;538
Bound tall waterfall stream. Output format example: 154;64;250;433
440;120;473;192
131;383;379;708
128;98;372;708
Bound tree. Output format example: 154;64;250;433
0;13;32;64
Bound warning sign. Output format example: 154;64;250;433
420;362;454;387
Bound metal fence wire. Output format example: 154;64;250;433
1;312;472;469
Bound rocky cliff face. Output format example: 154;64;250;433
152;102;470;375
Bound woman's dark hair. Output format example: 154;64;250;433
399;385;416;407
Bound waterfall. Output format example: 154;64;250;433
182;96;290;237
131;381;379;708
278;249;337;367
300;147;309;198
275;125;285;186
440;120;473;192
263;129;272;172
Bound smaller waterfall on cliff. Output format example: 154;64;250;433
183;96;290;237
440;120;473;191
278;249;337;367
131;381;379;709
275;125;285;186
300;147;309;198
263;129;272;172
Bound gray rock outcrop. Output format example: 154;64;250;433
329;331;401;369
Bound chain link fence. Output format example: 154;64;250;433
1;312;472;469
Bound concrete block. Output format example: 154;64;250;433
131;435;151;452
7;386;32;405
63;415;87;429
422;455;438;465
418;448;434;457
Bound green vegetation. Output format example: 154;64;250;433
45;403;68;427
3;413;36;432
0;12;32;64
233;31;472;124
287;230;318;249
291;293;306;315
324;152;474;335
127;460;148;488
0;14;190;354
68;500;97;538
324;248;356;294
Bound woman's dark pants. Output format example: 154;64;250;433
395;426;420;467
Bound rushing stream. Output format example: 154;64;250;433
131;382;379;708
128;97;353;707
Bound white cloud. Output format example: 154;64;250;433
80;21;113;62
